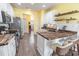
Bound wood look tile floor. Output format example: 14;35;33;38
16;31;40;56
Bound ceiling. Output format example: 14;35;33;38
11;3;56;10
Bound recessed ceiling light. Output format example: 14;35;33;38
17;3;21;5
42;5;46;7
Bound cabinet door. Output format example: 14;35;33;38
0;45;9;56
12;36;16;56
0;9;2;22
0;46;3;56
37;35;44;56
0;36;16;56
8;37;13;56
37;34;53;56
44;39;53;56
8;43;12;56
8;36;16;56
2;45;9;56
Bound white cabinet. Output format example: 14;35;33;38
0;4;14;22
37;34;53;56
37;35;44;55
8;36;16;56
0;45;9;56
0;36;16;56
0;9;2;22
43;11;55;24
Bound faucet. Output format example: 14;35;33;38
62;26;67;30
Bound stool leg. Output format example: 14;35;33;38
77;44;79;55
71;46;75;56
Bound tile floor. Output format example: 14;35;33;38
16;31;40;56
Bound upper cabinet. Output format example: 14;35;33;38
0;4;14;23
0;9;2;22
0;10;12;23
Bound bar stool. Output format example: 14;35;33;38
74;40;79;55
56;43;73;56
56;39;79;56
56;47;70;56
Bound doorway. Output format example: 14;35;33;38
23;14;34;34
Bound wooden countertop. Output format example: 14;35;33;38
0;34;14;46
37;30;77;40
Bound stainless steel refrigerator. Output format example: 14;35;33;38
9;17;21;51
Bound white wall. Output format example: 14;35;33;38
0;3;14;23
21;19;27;35
43;11;55;24
56;23;79;38
57;23;79;31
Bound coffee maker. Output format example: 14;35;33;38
0;26;6;34
0;24;9;35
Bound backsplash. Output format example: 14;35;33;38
56;23;79;31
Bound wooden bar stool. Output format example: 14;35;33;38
56;43;73;56
56;47;71;56
74;40;79;55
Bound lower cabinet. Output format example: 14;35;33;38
0;45;9;56
37;34;53;56
0;36;16;56
37;35;44;55
8;36;16;56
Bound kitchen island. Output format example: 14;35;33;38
0;34;16;56
36;30;77;56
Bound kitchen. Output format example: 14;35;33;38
0;3;79;56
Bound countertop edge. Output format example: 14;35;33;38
0;34;15;46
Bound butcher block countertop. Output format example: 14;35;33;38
0;34;14;46
37;30;77;40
